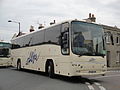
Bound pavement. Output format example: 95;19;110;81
107;66;120;71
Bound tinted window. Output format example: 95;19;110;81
45;25;61;45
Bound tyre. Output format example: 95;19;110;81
17;61;21;70
47;61;54;78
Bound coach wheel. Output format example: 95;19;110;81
17;61;21;70
47;61;54;78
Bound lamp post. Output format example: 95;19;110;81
8;20;21;35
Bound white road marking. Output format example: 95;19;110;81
94;82;101;86
99;86;106;90
94;82;106;90
86;82;106;90
85;82;95;90
86;70;120;90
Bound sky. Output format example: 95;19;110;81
0;0;120;42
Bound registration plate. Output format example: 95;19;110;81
89;71;96;73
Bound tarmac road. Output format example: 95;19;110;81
0;67;120;90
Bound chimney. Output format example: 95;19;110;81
89;13;92;18
50;20;56;25
83;13;96;23
91;14;96;22
54;20;56;23
30;25;35;32
38;24;44;29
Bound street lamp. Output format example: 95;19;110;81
8;20;21;36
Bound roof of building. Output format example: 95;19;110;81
102;24;120;32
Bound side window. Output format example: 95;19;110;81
104;32;114;45
116;51;120;63
116;34;120;45
45;25;61;45
111;34;114;45
104;32;110;44
116;36;119;44
61;23;70;55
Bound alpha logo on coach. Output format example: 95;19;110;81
26;49;40;65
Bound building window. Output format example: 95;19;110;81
116;37;119;43
105;32;113;44
111;34;114;45
116;51;120;63
116;34;120;45
105;33;110;43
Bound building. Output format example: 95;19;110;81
84;13;120;67
103;25;120;67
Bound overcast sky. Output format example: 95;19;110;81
0;0;120;42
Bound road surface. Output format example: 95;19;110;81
0;67;120;90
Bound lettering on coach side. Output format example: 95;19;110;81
26;49;40;65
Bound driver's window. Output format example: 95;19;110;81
61;23;69;55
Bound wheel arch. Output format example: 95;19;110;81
17;58;21;64
45;59;54;73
